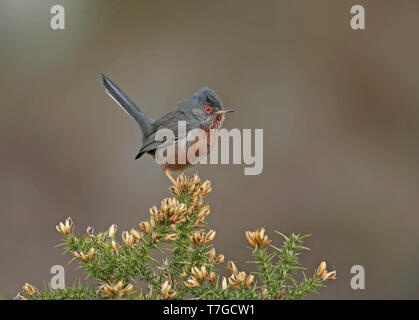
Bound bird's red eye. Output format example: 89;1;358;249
204;105;213;114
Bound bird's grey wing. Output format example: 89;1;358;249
135;112;195;159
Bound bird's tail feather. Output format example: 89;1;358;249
102;74;153;138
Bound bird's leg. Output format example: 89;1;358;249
163;168;178;186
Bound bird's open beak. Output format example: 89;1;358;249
215;107;235;114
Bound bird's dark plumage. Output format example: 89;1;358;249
102;74;153;139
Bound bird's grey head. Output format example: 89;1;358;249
176;87;234;127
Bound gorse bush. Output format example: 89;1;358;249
17;174;336;300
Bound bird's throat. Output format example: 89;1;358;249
206;113;225;130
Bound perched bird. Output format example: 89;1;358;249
102;74;234;185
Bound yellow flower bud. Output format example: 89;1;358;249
221;277;228;290
164;233;179;242
56;221;70;235
111;240;118;254
114;281;124;293
208;248;216;262
87;248;95;260
255;227;265;243
200;266;208;280
227;261;238;275
161;280;171;295
74;250;87;261
317;261;327;276
184;276;200;288
215;254;225;265
245;274;254;288
23;283;36;296
209;272;216;285
204;230;216;243
121;284;134;297
260;235;270;248
236;271;247;285
191;266;201;279
64;217;73;234
103;285;114;296
228;275;240;289
108;224;117;238
139;221;152;235
325;270;337;280
245;231;258;249
130;229;142;241
152;233;159;244
86;226;95;238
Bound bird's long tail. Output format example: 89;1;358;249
102;74;153;138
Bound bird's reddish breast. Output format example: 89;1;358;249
164;114;225;171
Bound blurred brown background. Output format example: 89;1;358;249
0;0;418;299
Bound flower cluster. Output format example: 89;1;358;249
160;280;177;300
226;261;255;289
55;217;73;235
245;227;270;249
317;261;337;281
103;281;133;298
18;173;336;300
